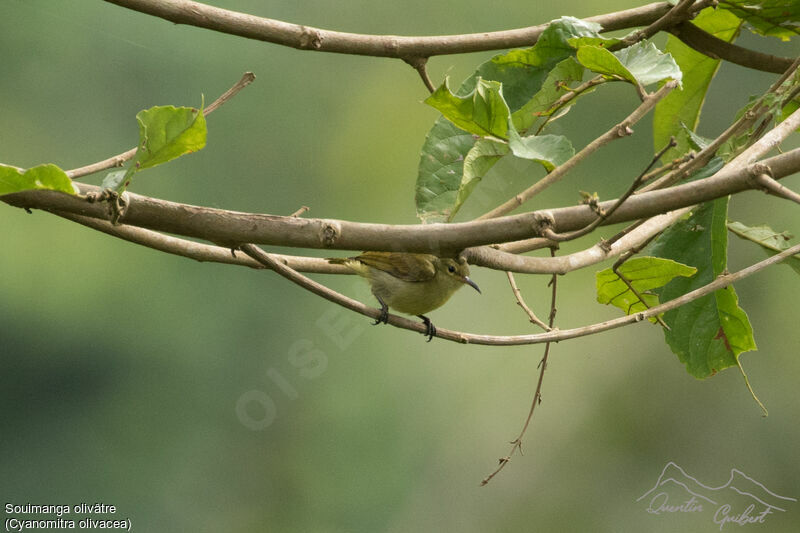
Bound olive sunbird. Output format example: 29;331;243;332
328;252;480;341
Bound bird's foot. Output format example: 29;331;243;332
418;315;436;342
373;300;389;326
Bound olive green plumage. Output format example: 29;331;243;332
328;252;480;340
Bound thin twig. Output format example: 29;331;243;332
641;153;693;184
609;0;700;51
403;56;435;93
236;240;800;346
612;255;670;329
534;76;610;135
482;249;559;485
290;205;310;217
505;272;551;331
642;56;800;192
541;137;677;242
478;81;678;220
65;72;256;179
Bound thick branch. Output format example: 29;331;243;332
4;149;800;259
670;21;795;74
51;210;348;274
103;0;674;57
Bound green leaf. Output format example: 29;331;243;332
495;17;610;68
577;42;682;87
511;57;586;131
453;139;511;221
416;120;483;223
425;77;510;139
596;257;697;323
718;74;800;159
101;170;127;191
567;35;622;49
135;104;207;170
779;97;800;130
508;126;574;171
728;221;800;275
612;42;683;87
648;198;757;379
0;164;77;195
111;103;208;192
416;17;599;223
653;8;742;160
721;0;800;41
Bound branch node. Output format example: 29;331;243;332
616;125;634;137
534;211;556;235
319;220;341;247
298;26;322;50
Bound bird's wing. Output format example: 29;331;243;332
355;252;437;282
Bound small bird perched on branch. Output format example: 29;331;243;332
327;252;481;341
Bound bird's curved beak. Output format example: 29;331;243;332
463;276;481;294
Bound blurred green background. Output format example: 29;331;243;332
1;1;799;531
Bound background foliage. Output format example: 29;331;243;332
1;1;799;531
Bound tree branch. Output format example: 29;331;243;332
478;81;678;220
4;149;800;263
103;0;676;58
49;210;349;274
238;241;800;346
670;21;795;74
464;207;693;274
752;173;800;205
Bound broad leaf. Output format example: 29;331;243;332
653;8;742;161
425;78;510;139
416;17;608;222
495;17;612;68
508;127;574;171
135;104;207;170
577;42;682;87
648;199;757;379
416;120;481;223
511;57;586;131
596;257;697;323
110;103;207;192
101;170;128;191
453;139;511;221
721;0;800;41
0;164;77;195
718;74;800;159
728;221;800;275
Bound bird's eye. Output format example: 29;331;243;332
448;265;456;273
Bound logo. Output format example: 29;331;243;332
637;462;796;530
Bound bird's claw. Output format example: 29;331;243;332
373;302;389;325
418;315;436;342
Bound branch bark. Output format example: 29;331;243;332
103;0;675;57
670;21;796;74
4;149;798;258
239;241;800;346
3;147;799;266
